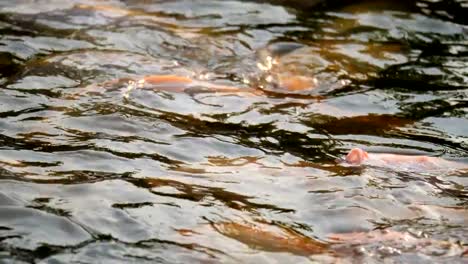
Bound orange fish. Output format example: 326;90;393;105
212;222;466;259
344;148;467;172
213;222;330;256
88;74;321;97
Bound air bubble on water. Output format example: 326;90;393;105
137;79;145;88
377;246;401;256
408;228;424;238
257;62;269;71
426;246;450;257
340;79;350;86
257;56;275;72
313;77;319;86
123;80;137;99
266;56;273;69
200;72;214;81
355;246;369;256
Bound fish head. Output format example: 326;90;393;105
345;148;369;165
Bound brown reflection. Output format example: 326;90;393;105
282;159;365;176
339;0;415;13
169;165;208;174
363;42;409;61
205;156;262;167
0;159;25;168
129;177;295;213
308;114;414;135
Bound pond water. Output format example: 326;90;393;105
0;0;467;263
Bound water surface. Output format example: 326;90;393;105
0;0;467;263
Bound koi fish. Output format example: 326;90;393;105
211;222;466;259
344;148;467;172
82;74;261;97
84;73;322;98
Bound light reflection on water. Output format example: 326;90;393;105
0;0;467;263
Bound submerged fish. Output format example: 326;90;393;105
328;229;466;259
344;148;467;172
81;74;261;97
211;222;466;260
132;75;257;94
83;73;322;98
213;222;330;256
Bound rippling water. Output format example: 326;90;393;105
0;0;467;263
